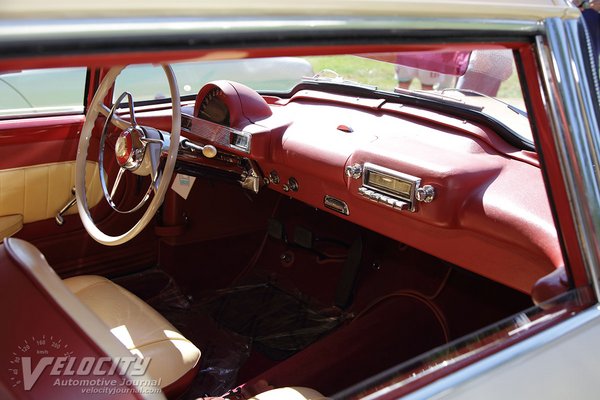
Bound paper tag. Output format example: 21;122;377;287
171;174;196;200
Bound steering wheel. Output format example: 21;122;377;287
75;65;181;246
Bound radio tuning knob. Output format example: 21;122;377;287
416;185;436;203
345;163;363;179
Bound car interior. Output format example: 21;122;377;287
0;47;578;400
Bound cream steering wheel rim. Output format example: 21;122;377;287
75;65;181;246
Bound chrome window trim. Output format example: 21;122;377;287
0;17;541;40
0;17;540;56
536;18;600;300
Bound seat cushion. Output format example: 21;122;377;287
64;275;201;390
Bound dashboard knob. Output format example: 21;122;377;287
202;145;218;158
345;163;363;179
269;170;280;184
416;185;436;203
288;177;299;192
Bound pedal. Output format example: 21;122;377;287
334;236;363;309
293;226;314;249
267;218;286;241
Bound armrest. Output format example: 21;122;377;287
0;214;23;242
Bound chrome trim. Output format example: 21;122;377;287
324;195;350;215
362;162;421;212
230;130;252;153
180;138;218;158
415;185;435;203
0;18;541;45
183;113;252;154
0;17;542;59
239;159;263;193
269;170;280;185
537;18;600;299
55;187;77;226
345;163;363;179
358;186;409;211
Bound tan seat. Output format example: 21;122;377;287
64;275;201;396
250;387;329;400
3;238;200;399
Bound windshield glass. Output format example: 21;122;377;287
114;49;532;145
305;50;531;144
113;57;314;101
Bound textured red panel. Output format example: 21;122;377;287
251;92;561;293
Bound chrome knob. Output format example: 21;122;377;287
288;177;299;192
345;163;363;179
269;170;280;184
416;185;436;203
202;145;217;158
181;139;217;158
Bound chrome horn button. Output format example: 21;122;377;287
115;126;145;170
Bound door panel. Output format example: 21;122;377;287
0;160;103;225
0;108;157;277
0;115;83;169
0;114;86;239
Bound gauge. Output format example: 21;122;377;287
197;87;230;126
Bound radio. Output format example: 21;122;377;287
351;163;435;212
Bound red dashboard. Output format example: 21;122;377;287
179;80;562;294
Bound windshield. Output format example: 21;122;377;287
113;57;314;101
114;49;532;146
304;50;532;144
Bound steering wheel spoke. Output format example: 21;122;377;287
151;172;162;194
149;147;162;191
110;167;126;199
99;104;130;131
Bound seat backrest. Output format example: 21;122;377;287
0;237;165;400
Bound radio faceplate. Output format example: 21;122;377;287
360;163;421;212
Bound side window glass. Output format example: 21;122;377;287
0;67;87;118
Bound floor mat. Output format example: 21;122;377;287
147;274;349;397
148;279;252;398
206;279;351;360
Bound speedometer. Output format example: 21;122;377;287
197;87;230;126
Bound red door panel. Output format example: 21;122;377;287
0;114;157;277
